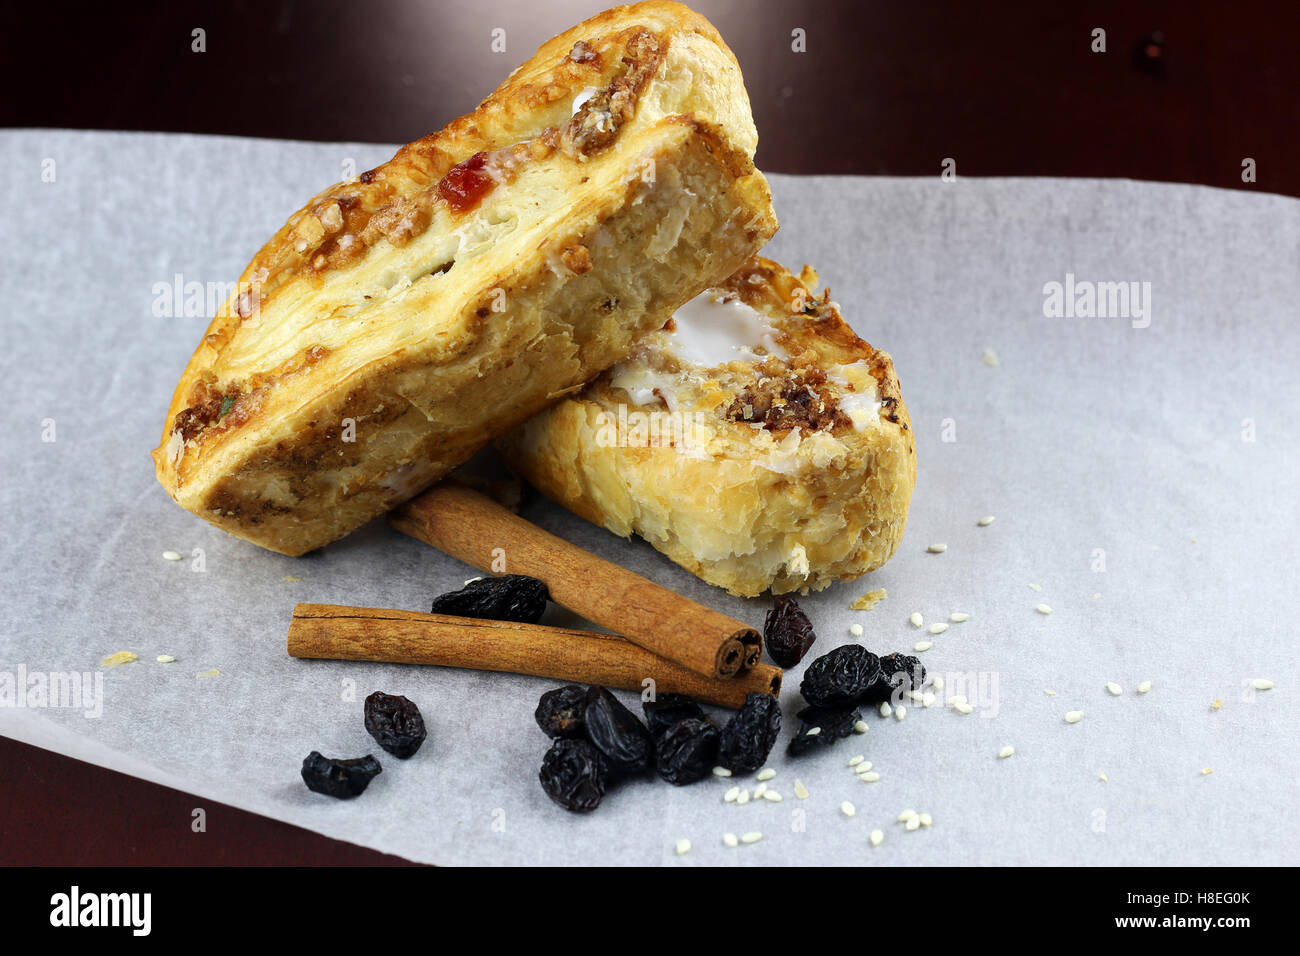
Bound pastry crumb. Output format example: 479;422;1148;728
101;651;138;668
195;668;221;678
851;588;887;610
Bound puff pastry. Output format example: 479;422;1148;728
152;1;776;555
497;257;916;596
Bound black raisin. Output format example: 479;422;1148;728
863;653;927;704
654;717;721;785
363;691;427;758
430;574;550;623
717;692;782;773
642;693;707;740
300;751;382;798
799;644;881;706
535;684;589;739
539;738;609;812
786;704;862;756
764;594;817;668
583;687;653;775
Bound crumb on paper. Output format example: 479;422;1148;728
196;668;221;678
101;651;138;668
282;576;301;583
787;543;810;577
851;587;887;610
1099;771;1108;782
1200;768;1214;776
982;348;999;367
1210;699;1222;711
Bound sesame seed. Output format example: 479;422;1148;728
878;702;892;717
909;689;925;702
195;669;220;678
848;755;864;766
756;767;777;781
740;832;763;844
1099;771;1108;782
1200;768;1214;776
849;623;864;637
947;694;967;706
870;829;884;846
897;810;917;822
905;816;921;831
927;543;948;553
763;790;783;802
162;551;182;561
895;706;907;721
753;782;767;799
463;577;482;586
1036;604;1053;615
949;612;970;623
723;832;739;848
853;720;869;734
1252;679;1275;690
854;761;873;773
954;702;974;715
932;676;944;691
977;515;996;526
922;693;936;708
724;786;739;803
914;641;933;652
736;789;751;805
909;612;924;628
155;655;176;664
919;813;932;827
860;771;881;782
998;746;1015;758
1106;682;1123;696
1137;681;1152;694
982;348;999;367
1044;689;1057;696
675;838;691;855
1064;710;1084;723
841;801;856;817
712;766;732;777
794;779;810;799
1028;583;1043;592
928;623;949;635
806;726;822;736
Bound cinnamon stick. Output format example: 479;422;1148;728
389;483;761;678
288;603;781;709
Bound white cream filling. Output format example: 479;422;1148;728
571;87;598;115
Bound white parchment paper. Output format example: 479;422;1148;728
2;129;1297;866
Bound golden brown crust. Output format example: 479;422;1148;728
152;1;775;554
498;256;915;596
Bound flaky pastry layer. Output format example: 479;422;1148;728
498;257;915;596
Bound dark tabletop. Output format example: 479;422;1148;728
3;0;1296;866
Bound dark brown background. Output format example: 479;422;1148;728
3;0;1296;866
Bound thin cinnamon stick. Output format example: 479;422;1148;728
288;603;781;709
389;483;761;678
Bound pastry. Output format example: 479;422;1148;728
497;257;915;596
152;1;776;555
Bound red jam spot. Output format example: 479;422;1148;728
438;151;494;213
